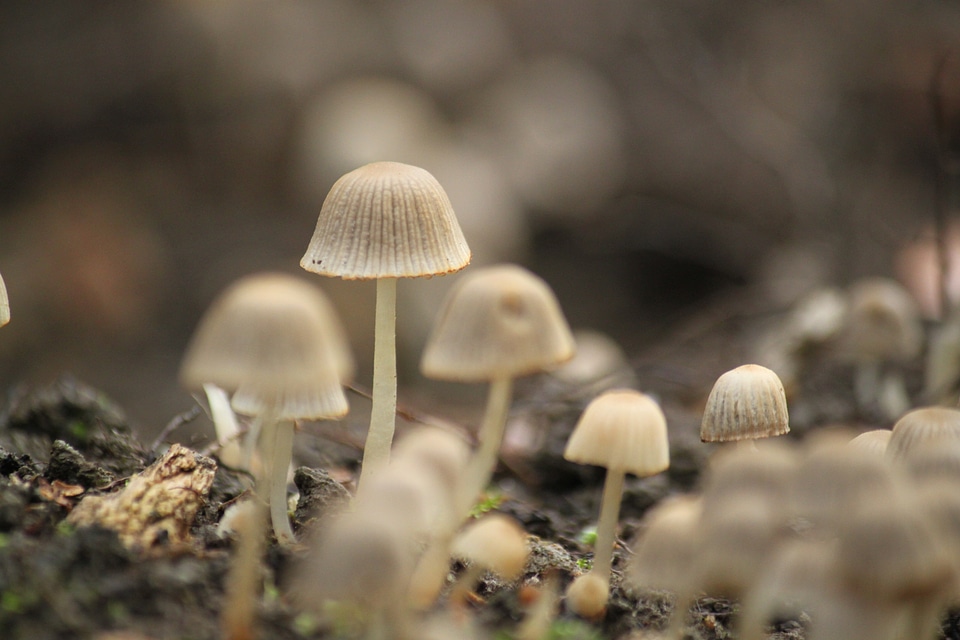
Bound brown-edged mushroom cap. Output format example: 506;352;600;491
179;272;353;420
300;161;471;279
0;271;8;327
700;364;789;443
563;389;669;476
421;264;575;381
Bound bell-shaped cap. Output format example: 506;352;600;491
421;264;575;381
887;406;960;462
0;271;8;326
451;513;529;581
563;389;670;477
179;272;353;419
700;364;789;443
300;161;471;280
842;277;922;363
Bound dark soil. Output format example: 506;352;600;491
0;318;954;640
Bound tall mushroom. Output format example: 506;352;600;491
562;389;670;618
301;161;470;488
421;264;575;516
180;272;353;544
0;270;9;327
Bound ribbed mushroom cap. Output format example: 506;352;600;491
627;494;702;593
179;272;353;419
700;364;789;443
835;498;952;603
451;514;529;581
847;429;892;456
421;264;575;381
887;406;960;462
300;161;471;279
0;271;8;326
563;389;670;477
842;277;922;362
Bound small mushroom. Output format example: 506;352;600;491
449;513;529;607
180;272;353;544
562;389;670;618
886;406;960;463
301;161;471;489
421;263;575;516
0;270;8;327
700;364;789;446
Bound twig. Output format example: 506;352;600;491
151;405;203;453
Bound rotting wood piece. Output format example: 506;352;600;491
67;443;216;552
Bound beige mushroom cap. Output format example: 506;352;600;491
563;389;670;477
700;364;789;443
842;277;922;362
451;514;529;581
300;161;471;280
180;272;353;419
421;264;575;381
887;406;960;462
0;271;8;327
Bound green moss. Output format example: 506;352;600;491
469;489;505;519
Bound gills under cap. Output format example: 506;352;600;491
563;389;670;477
421;264;575;381
300;161;471;280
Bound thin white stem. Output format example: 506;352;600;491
458;375;514;517
359;277;398;490
220;498;267;640
267;419;296;545
591;467;625;583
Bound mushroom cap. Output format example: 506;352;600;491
563;389;670;477
627;495;702;593
179;272;353;419
887;406;960;462
842;277;922;362
847;429;892;456
700;364;789;443
421;264;575;381
300;161;471;279
0;271;8;327
451;513;529;580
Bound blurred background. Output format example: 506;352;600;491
0;0;958;437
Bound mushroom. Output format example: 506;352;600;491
841;278;922;419
886;406;960;463
301;161;471;488
847;429;892;456
700;364;789;446
561;389;670;618
421;264;575;516
180;272;353;544
0;270;8;327
449;513;529;607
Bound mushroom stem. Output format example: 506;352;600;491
266;418;297;545
220;498;267;640
448;562;485;608
459;374;514;515
359;277;398;490
591;467;625;582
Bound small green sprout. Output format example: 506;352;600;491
469;488;505;519
576;557;592;572
577;525;597;547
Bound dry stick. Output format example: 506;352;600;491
150;405;202;453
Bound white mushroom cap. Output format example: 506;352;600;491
842;277;922;363
700;364;789;443
451;513;529;581
0;271;8;327
421;264;575;381
847;429;892;456
179;272;353;419
300;161;471;280
563;389;670;477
